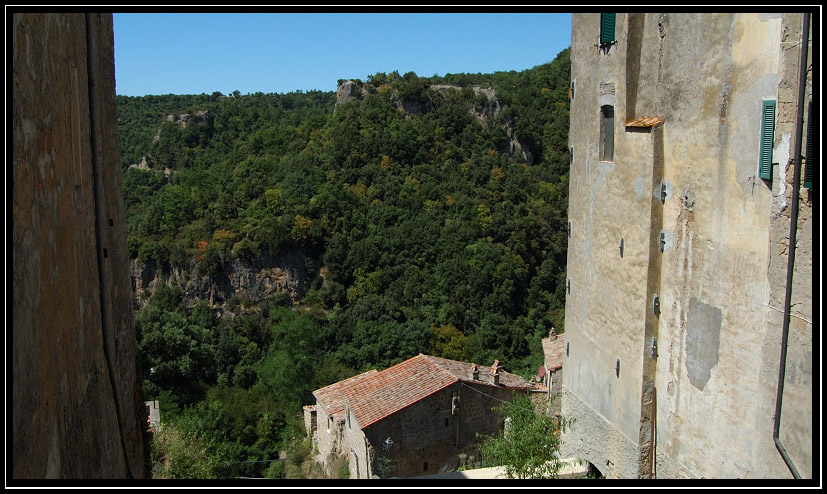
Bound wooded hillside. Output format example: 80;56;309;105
118;47;570;478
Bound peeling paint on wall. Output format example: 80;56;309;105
771;133;791;218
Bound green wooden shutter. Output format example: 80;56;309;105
804;101;813;189
759;100;776;180
601;13;616;44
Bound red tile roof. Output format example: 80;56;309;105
542;333;566;371
312;369;379;422
336;354;530;429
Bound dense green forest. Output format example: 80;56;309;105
119;47;570;478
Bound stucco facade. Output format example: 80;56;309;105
562;13;813;479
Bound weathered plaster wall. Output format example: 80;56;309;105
564;12;812;479
12;13;146;479
563;12;652;476
752;12;813;479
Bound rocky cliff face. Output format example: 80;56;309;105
152;110;211;143
131;249;319;311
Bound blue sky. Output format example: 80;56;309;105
113;12;572;96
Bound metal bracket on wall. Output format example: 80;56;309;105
652;293;660;315
660;181;668;203
659;232;666;252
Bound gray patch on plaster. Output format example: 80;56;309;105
680;187;695;211
634;176;645;198
686;297;722;390
771;133;790;219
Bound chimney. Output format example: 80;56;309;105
490;359;501;385
471;363;479;380
549;326;557;340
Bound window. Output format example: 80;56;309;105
423;462;429;471
759;99;776;180
600;105;615;161
805;101;813;189
601;13;616;45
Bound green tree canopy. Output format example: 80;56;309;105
479;393;571;479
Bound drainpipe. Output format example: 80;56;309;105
772;11;809;480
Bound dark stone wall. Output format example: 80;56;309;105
363;381;519;478
12;13;146;479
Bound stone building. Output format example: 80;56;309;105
145;400;161;433
562;13;813;479
538;329;565;416
12;13;147;478
304;354;541;478
305;368;380;473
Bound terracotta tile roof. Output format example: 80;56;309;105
542;333;566;371
338;354;530;429
312;369;379;422
624;116;664;128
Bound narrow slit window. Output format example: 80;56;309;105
600;105;615;162
759;99;776;181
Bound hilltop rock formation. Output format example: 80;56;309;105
335;79;367;105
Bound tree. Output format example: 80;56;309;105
478;393;571;479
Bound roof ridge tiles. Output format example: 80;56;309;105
316;354;532;429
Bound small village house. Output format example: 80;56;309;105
304;353;545;478
538;328;565;416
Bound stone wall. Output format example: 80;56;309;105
314;401;345;475
12;13;146;479
355;381;520;478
